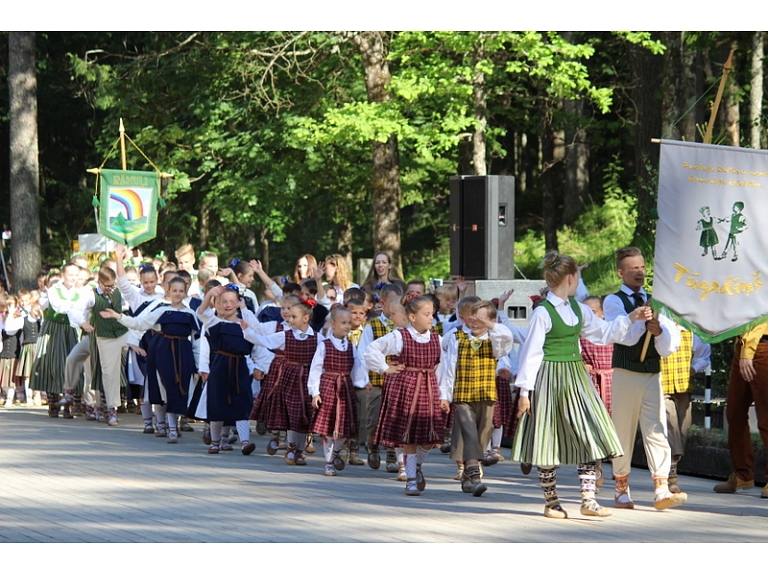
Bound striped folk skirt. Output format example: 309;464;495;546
15;343;36;381
0;358;16;387
30;322;79;394
511;360;623;467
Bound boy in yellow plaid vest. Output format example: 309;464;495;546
661;325;710;493
440;300;513;496
358;283;403;469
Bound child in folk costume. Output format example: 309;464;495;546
16;290;43;406
0;297;23;407
511;252;651;519
31;263;82;417
580;296;614;414
344;297;369;466
439;300;513;496
253;299;318;465
358;283;403;470
194;285;257;455
308;306;368;476
67;265;130;426
101;275;200;442
365;295;446;496
250;293;300;452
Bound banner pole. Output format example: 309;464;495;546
119;118;127;171
703;49;735;145
704;365;712;429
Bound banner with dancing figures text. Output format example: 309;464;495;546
653;139;768;343
98;169;160;248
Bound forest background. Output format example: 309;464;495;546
0;30;764;299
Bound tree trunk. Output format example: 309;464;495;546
751;32;764;149
337;218;353;272
472;36;487;176
629;36;664;239
661;32;683;141
9;32;41;290
259;226;269;275
724;39;740;147
680;33;698;143
563;96;589;224
539;96;559;253
199;201;209;250
353;32;402;276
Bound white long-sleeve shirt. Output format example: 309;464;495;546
115;303;201;368
196;308;260;373
307;334;369;397
364;325;442;375
515;292;638;396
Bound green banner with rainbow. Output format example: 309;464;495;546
98;169;160;247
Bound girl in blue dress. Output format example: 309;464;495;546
100;276;200;444
196;284;259;455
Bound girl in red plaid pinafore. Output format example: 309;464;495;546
253;300;317;465
365;296;445;496
308;306;367;476
250;294;300;454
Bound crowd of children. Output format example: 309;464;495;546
0;244;710;519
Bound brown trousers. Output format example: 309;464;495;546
726;341;768;482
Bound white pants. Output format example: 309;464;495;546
610;368;671;479
96;334;129;410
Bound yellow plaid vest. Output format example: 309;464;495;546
661;329;693;394
453;330;497;403
368;316;391;387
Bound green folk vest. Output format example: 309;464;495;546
453;330;496;403
90;288;129;339
43;285;80;324
541;298;583;362
611;290;660;374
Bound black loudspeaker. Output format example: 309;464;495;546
449;175;515;280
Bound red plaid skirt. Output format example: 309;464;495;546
493;376;514;429
311;372;358;438
266;359;312;433
250;354;286;421
503;386;521;438
374;367;444;448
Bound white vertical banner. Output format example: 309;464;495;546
653;139;768;342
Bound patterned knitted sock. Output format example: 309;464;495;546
404;453;418;478
614;473;632;504
166;412;177;432
323;436;334;463
154;404;166;428
332;438;346;455
577;461;597;503
538;466;560;508
491;426;503;449
139;400;153;426
235;420;250;443
653;475;671;499
210;421;223;444
416;446;430;465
